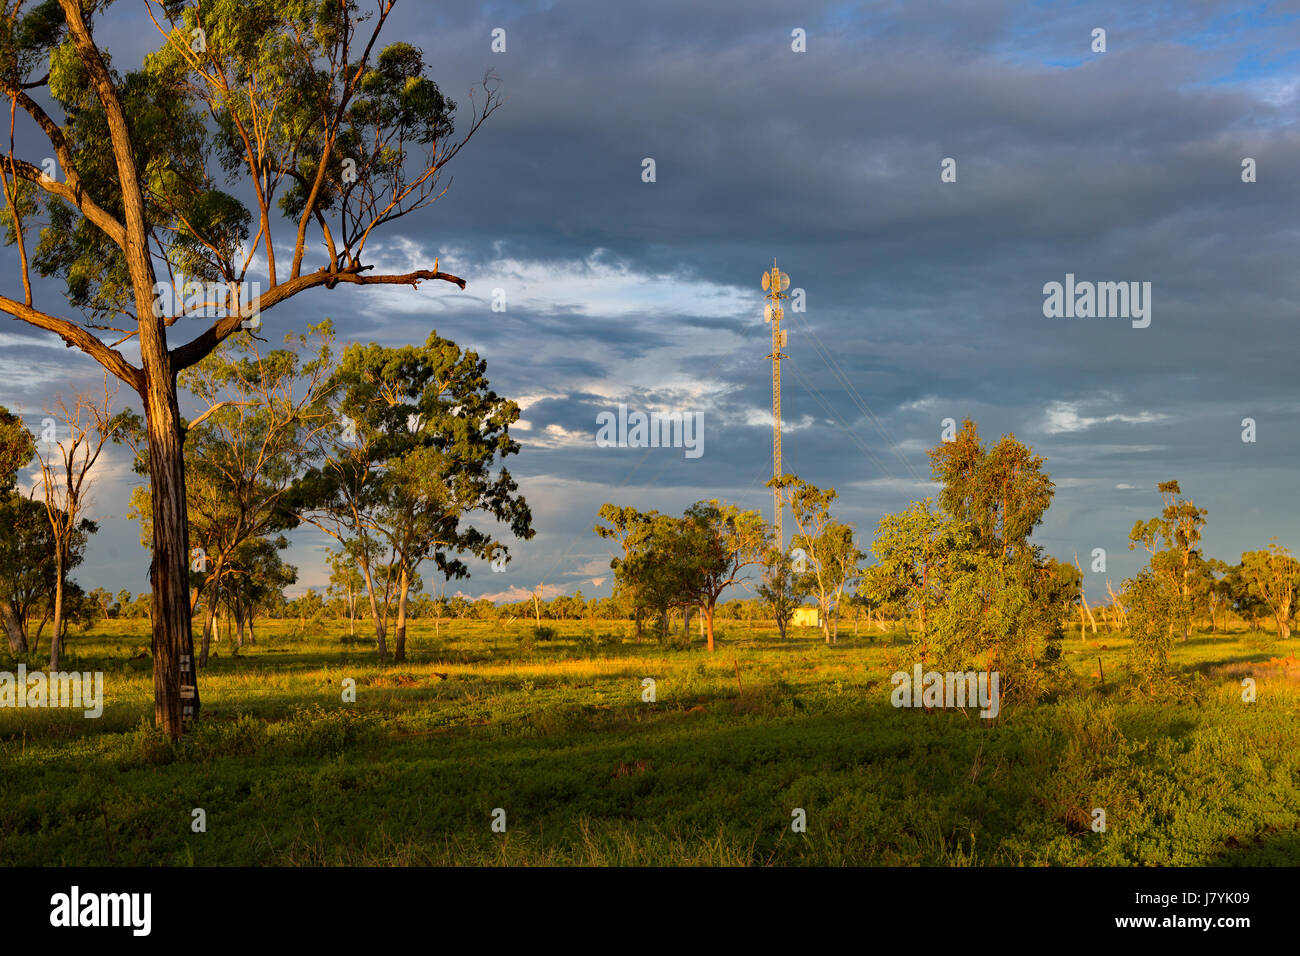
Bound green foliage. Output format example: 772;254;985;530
927;417;1054;560
757;551;805;638
597;499;767;648
1240;541;1299;641
1124;568;1177;688
862;497;970;640
1127;480;1207;645
865;422;1076;703
0;405;35;497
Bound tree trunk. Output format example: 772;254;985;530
31;611;48;654
199;597;216;667
48;547;66;671
355;547;389;658
144;391;199;739
1;600;26;653
704;600;716;653
393;566;410;662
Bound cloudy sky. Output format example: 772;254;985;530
2;0;1298;605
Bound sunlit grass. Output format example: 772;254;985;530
1;617;1297;865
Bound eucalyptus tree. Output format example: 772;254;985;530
1241;541;1299;641
770;476;861;644
326;543;365;635
602;501;767;652
757;549;804;639
218;534;296;647
1128;480;1207;642
0;402;99;654
294;334;533;662
676;500;768;652
862;497;968;649
594;503;662;639
1;0;498;736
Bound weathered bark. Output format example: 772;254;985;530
1;600;26;653
704;601;716;653
139;369;200;736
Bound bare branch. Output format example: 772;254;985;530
185;400;258;433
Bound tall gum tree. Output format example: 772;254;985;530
292;334;534;663
0;0;499;737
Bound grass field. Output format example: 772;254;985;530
2;618;1298;866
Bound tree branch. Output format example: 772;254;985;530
169;266;466;372
185;400;258;433
0;296;144;391
1;156;126;246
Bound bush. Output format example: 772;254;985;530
576;629;619;654
1125;569;1176;687
278;705;370;757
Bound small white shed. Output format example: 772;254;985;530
791;607;821;628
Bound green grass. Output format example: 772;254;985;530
2;618;1298;865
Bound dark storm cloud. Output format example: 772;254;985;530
2;0;1297;598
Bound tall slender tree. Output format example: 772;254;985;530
1;1;498;736
33;376;135;670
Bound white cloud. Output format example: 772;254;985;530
1042;400;1168;435
361;242;756;321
